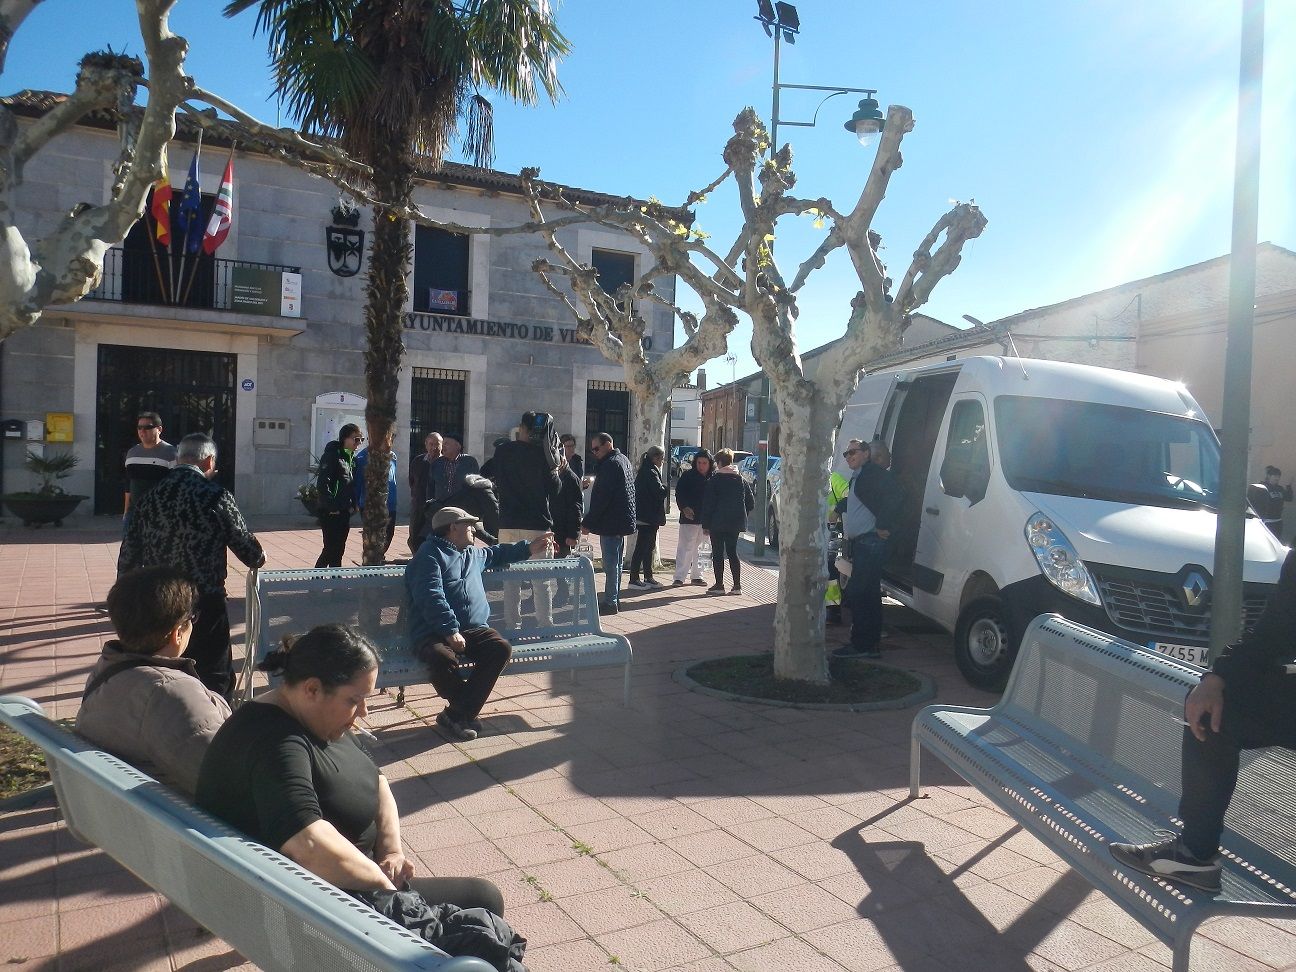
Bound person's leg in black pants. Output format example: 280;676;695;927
631;525;659;583
316;512;350;568
183;590;234;701
710;531;738;590
1179;669;1296;859
418;626;512;721
843;533;886;655
408;876;505;916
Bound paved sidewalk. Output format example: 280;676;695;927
3;515;1296;971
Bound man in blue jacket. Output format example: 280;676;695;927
405;506;553;740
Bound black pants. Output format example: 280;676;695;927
1179;667;1296;858
629;525;659;582
711;530;740;587
409;876;505;917
417;626;512;721
843;533;887;651
316;511;350;568
183;590;233;702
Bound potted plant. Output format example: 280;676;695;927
296;453;322;517
3;450;88;526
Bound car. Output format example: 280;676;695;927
670;445;702;478
738;455;782;547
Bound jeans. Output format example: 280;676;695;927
843;533;888;651
1179;667;1296;858
710;530;740;587
599;534;625;605
629;525;660;582
673;523;705;582
416;626;512;721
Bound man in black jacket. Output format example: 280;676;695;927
1110;547;1296;892
832;439;903;660
488;413;560;627
581;433;636;615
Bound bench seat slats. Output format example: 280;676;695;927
911;615;1296;972
0;695;494;972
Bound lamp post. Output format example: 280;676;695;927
750;0;883;557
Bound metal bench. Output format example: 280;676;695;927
0;694;492;972
910;614;1296;972
240;556;633;706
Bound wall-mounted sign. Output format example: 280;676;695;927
326;225;365;277
241;378;255;392
427;288;459;312
44;412;74;443
231;267;302;319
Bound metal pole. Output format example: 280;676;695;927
770;26;781;155
755;376;769;554
1208;0;1265;663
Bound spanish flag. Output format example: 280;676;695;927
151;174;172;248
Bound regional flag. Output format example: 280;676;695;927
176;147;204;255
151;174;172;248
202;155;234;256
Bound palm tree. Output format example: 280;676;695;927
225;0;568;563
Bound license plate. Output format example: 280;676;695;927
1150;641;1208;666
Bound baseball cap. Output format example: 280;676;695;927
429;506;480;531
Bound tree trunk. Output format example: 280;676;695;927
360;132;414;565
626;374;670;466
771;388;842;684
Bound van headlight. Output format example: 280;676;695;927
1025;513;1101;606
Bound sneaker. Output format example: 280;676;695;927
832;644;881;660
467;717;484;734
627;579;648;590
673;579;685;587
691;578;708;586
1108;833;1221;892
728;585;742;595
644;579;664;589
598;601;620;616
436;710;478;741
706;585;726;595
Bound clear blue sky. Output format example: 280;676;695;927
7;1;1294;384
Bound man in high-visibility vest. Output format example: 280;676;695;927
825;470;850;625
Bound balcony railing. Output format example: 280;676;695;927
85;246;301;314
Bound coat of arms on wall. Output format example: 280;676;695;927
326;201;364;277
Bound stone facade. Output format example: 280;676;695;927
0;106;674;516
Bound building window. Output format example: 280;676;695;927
410;367;467;458
413;225;469;315
591;248;635;311
585;379;630;472
671;406;686;422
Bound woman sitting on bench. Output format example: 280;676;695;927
194;624;504;915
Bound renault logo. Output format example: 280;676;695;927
1182;571;1209;610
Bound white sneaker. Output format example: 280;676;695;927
627;580;649;590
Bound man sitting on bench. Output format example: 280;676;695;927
405;506;553;741
1110;547;1296;892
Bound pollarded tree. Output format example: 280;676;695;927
227;0;568;564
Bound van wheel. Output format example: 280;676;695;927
954;596;1017;692
767;505;779;548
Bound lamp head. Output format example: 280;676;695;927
844;95;885;147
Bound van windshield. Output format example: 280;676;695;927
995;396;1221;511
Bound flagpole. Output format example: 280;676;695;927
176;130;203;306
146;196;168;302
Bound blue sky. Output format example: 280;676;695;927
6;0;1294;383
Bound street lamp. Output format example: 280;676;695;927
749;0;884;556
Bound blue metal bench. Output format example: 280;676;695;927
0;694;493;972
240;556;633;706
911;614;1296;972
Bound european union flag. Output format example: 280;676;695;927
176;148;203;255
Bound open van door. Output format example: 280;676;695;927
836;371;901;476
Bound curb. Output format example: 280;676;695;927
673;659;936;712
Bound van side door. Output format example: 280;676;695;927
911;394;994;630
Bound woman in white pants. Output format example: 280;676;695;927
672;449;714;586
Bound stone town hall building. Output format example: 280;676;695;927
0;91;675;516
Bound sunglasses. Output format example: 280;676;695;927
843;449;861;457
137;424;159;431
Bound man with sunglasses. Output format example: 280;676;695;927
581;432;636;615
77;565;231;797
122;411;176;527
833;439;902;660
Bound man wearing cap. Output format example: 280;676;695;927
430;433;480;505
404;506;553;741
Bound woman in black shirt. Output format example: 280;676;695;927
196;624;502;914
628;446;669;589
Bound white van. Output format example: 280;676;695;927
839;356;1288;690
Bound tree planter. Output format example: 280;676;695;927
3;494;87;527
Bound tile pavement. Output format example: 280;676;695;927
2;514;1296;971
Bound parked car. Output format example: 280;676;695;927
670;445;702;478
838;355;1288;691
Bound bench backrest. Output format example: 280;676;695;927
1004;616;1296;874
0;695;493;972
247;556;603;666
